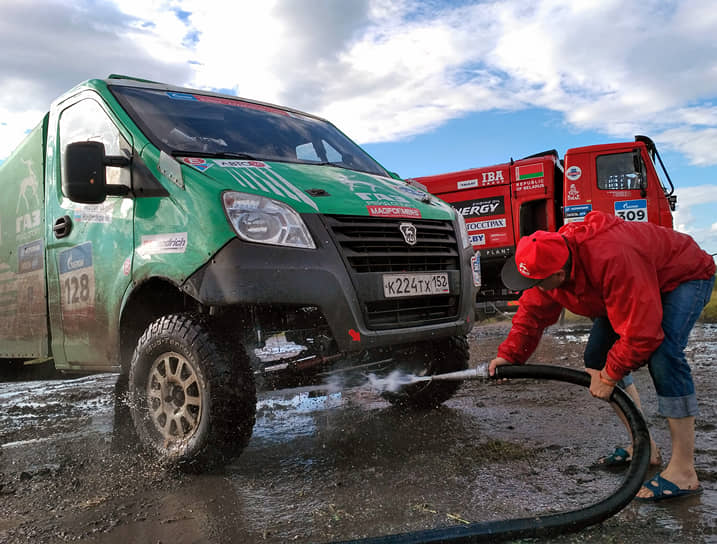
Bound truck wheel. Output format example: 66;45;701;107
128;313;256;469
382;336;469;409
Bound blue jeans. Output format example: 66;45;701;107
584;276;715;418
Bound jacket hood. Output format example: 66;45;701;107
559;211;622;245
178;157;455;220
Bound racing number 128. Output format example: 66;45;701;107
63;274;90;305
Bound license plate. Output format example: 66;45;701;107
383;273;450;298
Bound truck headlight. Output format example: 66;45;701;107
456;211;472;249
223;192;316;249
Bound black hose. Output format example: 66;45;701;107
336;364;651;544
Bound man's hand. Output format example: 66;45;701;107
585;368;615;401
489;357;513;376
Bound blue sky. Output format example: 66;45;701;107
1;0;716;255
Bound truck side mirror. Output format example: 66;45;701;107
64;141;109;204
632;149;647;197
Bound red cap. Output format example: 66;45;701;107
501;231;569;290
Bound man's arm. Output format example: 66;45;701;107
495;287;564;366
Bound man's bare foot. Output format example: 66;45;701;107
636;470;701;500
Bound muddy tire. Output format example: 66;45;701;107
382;336;469;409
128;313;256;469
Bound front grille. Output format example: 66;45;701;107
365;295;459;328
323;215;460;273
323;215;461;329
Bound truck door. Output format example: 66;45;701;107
593;149;658;223
44;93;134;371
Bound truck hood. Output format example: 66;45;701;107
178;157;456;220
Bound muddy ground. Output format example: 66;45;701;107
1;321;716;544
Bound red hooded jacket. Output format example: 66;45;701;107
497;211;716;381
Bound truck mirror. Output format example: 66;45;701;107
64;141;108;204
633;149;647;197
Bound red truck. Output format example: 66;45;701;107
413;135;677;313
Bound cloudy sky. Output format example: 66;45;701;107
2;0;716;254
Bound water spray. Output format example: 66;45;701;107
337;364;652;544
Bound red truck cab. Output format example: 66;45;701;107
415;135;676;311
562;135;675;228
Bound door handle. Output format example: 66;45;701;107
53;215;72;238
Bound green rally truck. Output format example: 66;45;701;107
0;75;476;467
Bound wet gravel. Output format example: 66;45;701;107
1;321;716;543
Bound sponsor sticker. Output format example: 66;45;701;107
215;159;268;169
139;232;188;257
193;95;290;116
181;157;213;172
73;204;112;224
395;184;430;201
615;199;648;222
471;253;481;288
18;240;43;274
470;233;486;246
454;196;505;218
367;205;421;218
567;183;581;201
465;218;507;231
563;204;592;223
458;179;479;189
167;92;197;101
566;165;582;181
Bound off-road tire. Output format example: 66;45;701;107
128;313;256;469
382;335;469;409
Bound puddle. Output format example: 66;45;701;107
1;323;716;543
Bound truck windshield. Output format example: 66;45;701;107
110;86;387;176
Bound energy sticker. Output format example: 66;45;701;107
58;242;95;322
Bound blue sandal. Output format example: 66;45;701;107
635;474;703;501
596;446;631;467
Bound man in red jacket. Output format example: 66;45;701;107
490;211;715;501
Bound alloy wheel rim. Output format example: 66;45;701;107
147;352;203;442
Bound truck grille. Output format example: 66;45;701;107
323;215;460;273
323;215;461;329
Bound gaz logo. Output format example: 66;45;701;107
399;222;417;245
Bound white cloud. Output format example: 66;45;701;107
672;185;717;252
2;0;717;166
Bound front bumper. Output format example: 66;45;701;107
181;215;475;352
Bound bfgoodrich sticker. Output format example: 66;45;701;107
139;232;188;256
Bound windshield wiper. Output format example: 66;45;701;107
311;161;350;170
170;150;260;160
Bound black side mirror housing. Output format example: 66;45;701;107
64;141;108;204
64;141;131;204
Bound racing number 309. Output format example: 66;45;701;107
616;209;646;221
63;274;91;305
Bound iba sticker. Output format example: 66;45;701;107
566;165;582;181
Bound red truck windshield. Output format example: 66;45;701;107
110;86;387;176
